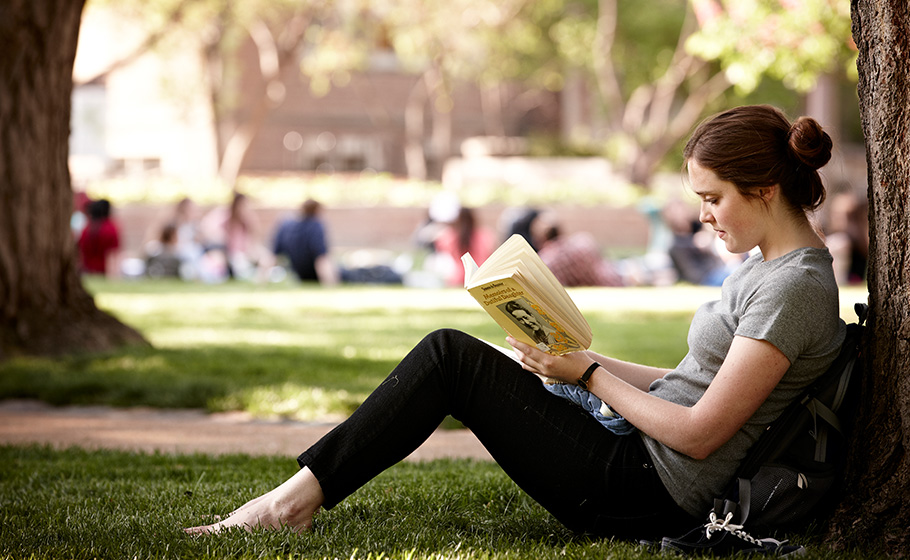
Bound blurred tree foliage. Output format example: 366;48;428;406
85;0;351;187
82;0;854;187
686;0;856;94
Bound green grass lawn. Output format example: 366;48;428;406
0;280;872;559
0;446;600;560
1;280;730;421
0;446;880;560
0;279;868;421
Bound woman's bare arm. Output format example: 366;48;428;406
582;350;671;391
508;335;790;460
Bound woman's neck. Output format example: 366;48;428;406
760;213;826;261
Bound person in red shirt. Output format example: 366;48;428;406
434;206;495;287
78;199;120;276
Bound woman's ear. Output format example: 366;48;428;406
759;185;779;202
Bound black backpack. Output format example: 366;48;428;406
713;303;868;532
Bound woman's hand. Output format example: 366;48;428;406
506;336;594;385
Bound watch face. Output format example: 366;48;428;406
577;379;589;391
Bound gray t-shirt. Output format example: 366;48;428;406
641;247;846;518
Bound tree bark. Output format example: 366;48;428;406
827;1;910;554
0;0;147;359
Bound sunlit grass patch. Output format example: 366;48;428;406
150;327;334;348
210;382;361;422
0;280;868;421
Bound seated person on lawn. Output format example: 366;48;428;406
186;105;846;546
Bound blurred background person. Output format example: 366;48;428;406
170;197;205;279
200;192;273;281
78;198;120;277
407;192;460;288
143;197;205;280
662;199;741;286
434;206;495;287
273;198;339;285
531;210;624;287
144;223;182;279
826;190;869;286
412;192;461;253
499;207;541;250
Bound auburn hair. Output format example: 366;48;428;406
684;105;833;214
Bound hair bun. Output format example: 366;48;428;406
787;117;833;170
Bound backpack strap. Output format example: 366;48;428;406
806;397;841;463
807;398;841;434
737;477;752;525
713;494;746;525
805;340;859;461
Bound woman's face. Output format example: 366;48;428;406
687;159;768;255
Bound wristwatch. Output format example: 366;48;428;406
577;362;602;391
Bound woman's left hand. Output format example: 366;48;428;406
506;336;594;384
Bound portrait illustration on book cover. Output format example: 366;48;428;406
498;297;581;354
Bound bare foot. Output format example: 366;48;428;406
185;467;325;535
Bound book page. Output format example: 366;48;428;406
462;253;479;288
464;234;527;285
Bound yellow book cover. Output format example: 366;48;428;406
462;234;592;355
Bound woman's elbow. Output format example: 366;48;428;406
677;432;727;460
675;411;739;460
685;443;716;461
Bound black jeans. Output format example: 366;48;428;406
298;329;696;539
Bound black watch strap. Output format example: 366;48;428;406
577;362;601;390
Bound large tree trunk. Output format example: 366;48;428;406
828;1;910;554
0;0;147;359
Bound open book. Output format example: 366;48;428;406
462;234;592;355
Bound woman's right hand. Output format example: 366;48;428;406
506;336;594;385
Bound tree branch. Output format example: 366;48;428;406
592;0;624;130
217;10;314;186
644;5;703;139
666;68;730;141
74;0;194;86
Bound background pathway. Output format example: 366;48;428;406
0;400;493;461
